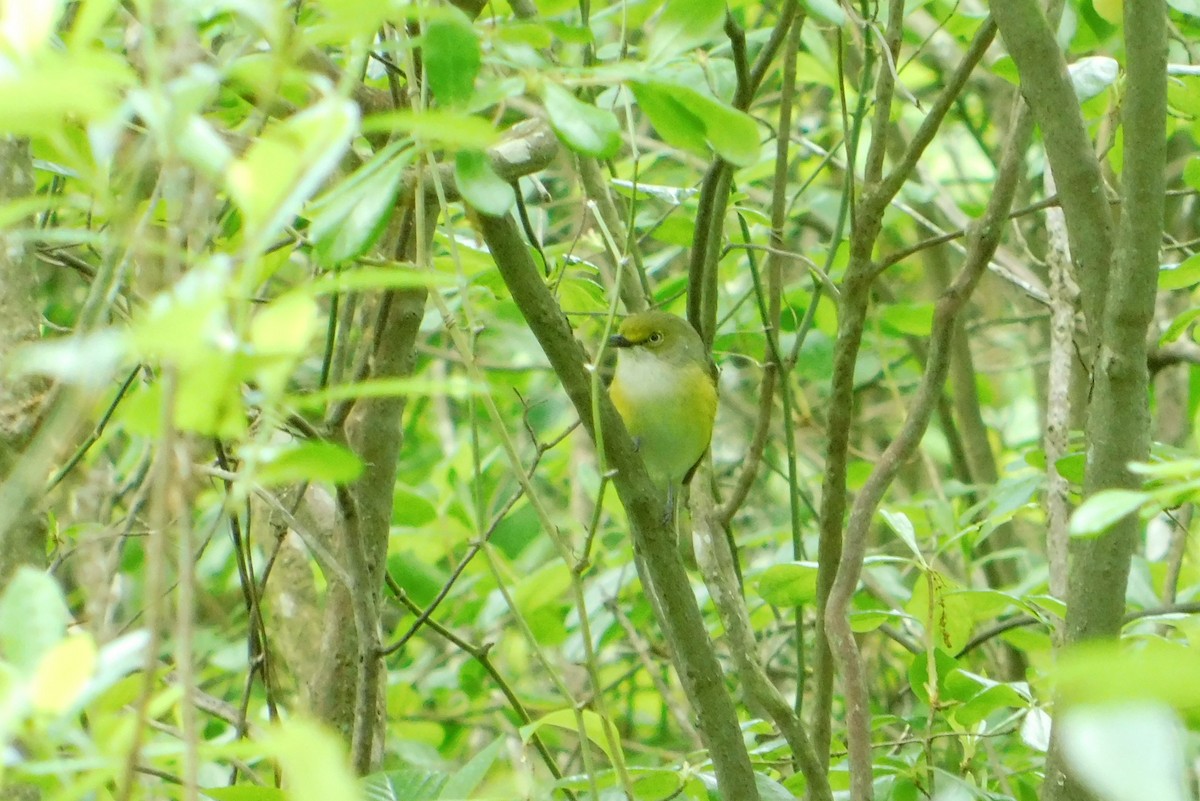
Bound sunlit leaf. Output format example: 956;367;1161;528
1069;489;1150;537
362;110;498;148
0;568;69;674
0;0;65;59
522;709;623;764
267;718;360;801
30;633;96;715
226;97;359;243
1060;705;1188;801
252;440;364;486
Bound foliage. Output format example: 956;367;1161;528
0;1;1197;800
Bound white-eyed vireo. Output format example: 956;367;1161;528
608;311;718;499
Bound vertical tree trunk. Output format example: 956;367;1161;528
0;137;46;588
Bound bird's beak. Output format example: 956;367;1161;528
608;333;633;348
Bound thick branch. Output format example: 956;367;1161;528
477;211;760;801
991;1;1115;328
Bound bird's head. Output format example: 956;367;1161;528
608;311;705;368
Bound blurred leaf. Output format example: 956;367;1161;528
1060;705;1188;801
308;141;416;266
541;82;621;158
251;292;319;357
226;97;359;243
424;9;480;106
805;0;847;25
1092;0;1122;23
11;330;127;389
362;110;498;148
438;736;501;799
646;0;724;61
880;303;935;337
310;266;453;294
454;149;515;215
380;769;446;801
1055;640;1200;707
267;718;360;801
0;568;69;674
0;0;65;59
252;441;364;486
0;51;132;135
299;376;485;407
1069;489;1150;537
522;709;623;764
200;787;287;801
30;633;96;715
1167;0;1200;15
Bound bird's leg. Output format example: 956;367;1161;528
662;483;677;528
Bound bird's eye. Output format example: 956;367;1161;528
648;331;664;344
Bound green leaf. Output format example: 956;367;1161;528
646;0;724;61
226;97;359;243
0;51;132;136
880;303;935;337
1158;252;1200;290
0;568;70;674
628;79;759;167
1060;705;1188;801
361;110;498;148
756;561;819;606
29;633;96;715
310;266;453;294
393;486;437;527
1056;640;1200;707
252;441;364;486
1159;306;1200;344
1;0;66;59
308;141;415;265
424;9;480;106
299;376;485;407
438;737;501;799
1069;489;1150;537
881;509;923;563
804;0;847;25
250;292;319;358
522;709;623;764
267;718;360;801
199;787;287;801
454;149;515;215
1184;157;1200;192
11;330;127;389
541;82;621;158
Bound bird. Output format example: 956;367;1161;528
607;310;718;508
